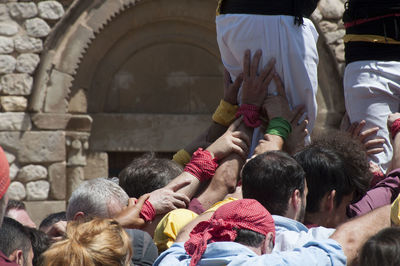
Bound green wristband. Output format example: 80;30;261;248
266;117;292;140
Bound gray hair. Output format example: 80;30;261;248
66;178;129;221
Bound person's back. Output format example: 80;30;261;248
216;0;320;151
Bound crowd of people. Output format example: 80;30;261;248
1;0;400;265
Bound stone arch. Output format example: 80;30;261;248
29;0;345;185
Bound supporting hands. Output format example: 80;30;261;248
206;117;251;160
148;180;191;215
262;73;293;121
114;194;150;229
341;115;385;155
241;50;276;106
223;68;243;105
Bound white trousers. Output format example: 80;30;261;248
344;61;400;172
216;14;319;153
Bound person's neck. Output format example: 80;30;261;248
304;212;327;227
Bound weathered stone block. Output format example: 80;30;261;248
0;132;22;154
66;115;93;132
318;0;345;20
0;55;15;74
16;53;40;74
83;152;108;180
7;2;37;19
43;70;73;113
67;166;84;199
0;36;13;54
9;163;19;181
26;180;49;200
319;20;339;34
0;73;33;95
8;181;26;201
0;96;28;111
4;151;15;164
68;89;87;113
325;30;345;44
32;113;71;129
0;112;31;131
24;201;66;228
18;131;66;163
17;164;48;182
0;4;10;21
48;162;66;200
38;1;64;20
14;36;43;53
24;18;51;38
335;43;345;62
0;21;18;36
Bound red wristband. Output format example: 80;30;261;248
235;104;261;128
140;200;156;222
391;119;400;139
184;148;218;182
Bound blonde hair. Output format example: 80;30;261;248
41;218;132;266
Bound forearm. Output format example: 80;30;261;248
175;212;214;243
331;205;391;265
166;172;201;200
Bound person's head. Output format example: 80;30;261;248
39;211;66;234
41;218;132;266
6;200;36;228
0;217;33;266
242;151;307;221
185;199;275;265
119;153;182;198
360;227;400;266
0;146;10;227
294;130;370;227
24;227;50;266
66;178;129;221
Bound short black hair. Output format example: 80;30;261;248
360;227;400;266
119;153;182;198
25;227;50;266
0;217;31;263
234;228;266;248
6;200;26;213
39;211;66;231
242;151;305;216
294;130;370;213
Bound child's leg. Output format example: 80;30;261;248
216;14;319;153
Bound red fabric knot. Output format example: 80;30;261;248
391;118;400;139
184;199;275;266
0;146;9;200
184;148;218;182
235;104;261;128
139;200;156;222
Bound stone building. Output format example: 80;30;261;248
0;0;347;222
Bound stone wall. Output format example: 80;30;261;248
0;1;65;205
313;0;346;73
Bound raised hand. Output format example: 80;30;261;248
148;180;191;215
206;117;251;160
114;193;150;229
223;68;243;105
241;49;276;106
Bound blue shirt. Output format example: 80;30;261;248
273;215;335;252
154;239;346;266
